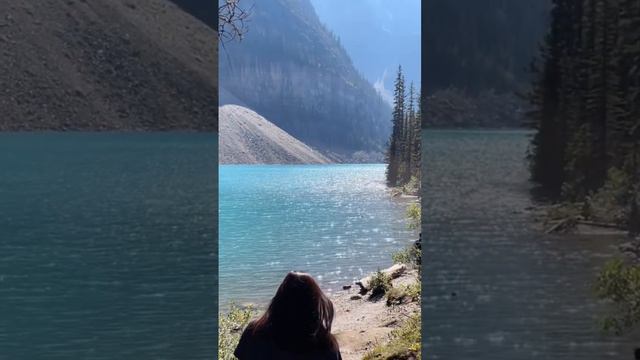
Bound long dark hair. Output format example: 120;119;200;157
251;272;339;353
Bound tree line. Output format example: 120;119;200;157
424;0;550;95
387;66;421;191
528;0;640;231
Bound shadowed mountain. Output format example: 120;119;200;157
219;0;391;157
0;0;217;130
168;0;217;28
309;0;421;101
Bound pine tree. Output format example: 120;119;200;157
387;66;405;186
386;66;421;191
529;0;640;228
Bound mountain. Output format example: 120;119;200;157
219;105;330;164
0;0;217;130
219;0;391;157
309;0;421;103
168;0;217;28
424;0;551;95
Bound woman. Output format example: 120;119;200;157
234;272;342;360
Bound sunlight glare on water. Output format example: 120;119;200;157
219;164;417;307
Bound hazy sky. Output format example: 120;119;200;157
310;0;421;104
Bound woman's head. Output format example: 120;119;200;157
253;272;338;352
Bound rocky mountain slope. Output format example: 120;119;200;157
219;105;330;164
0;0;217;130
219;0;391;155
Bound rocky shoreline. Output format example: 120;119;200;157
331;265;420;360
528;203;640;263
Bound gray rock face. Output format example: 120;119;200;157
219;104;331;164
0;0;217;130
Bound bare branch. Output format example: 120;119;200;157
218;0;251;43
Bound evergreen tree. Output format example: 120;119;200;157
529;0;640;227
387;66;406;186
387;67;421;191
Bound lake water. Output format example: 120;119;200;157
219;164;417;307
422;130;637;359
0;133;218;359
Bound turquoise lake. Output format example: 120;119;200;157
422;129;636;359
0;133;218;359
219;164;417;307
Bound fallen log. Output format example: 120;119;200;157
355;264;407;294
575;220;623;229
545;218;576;234
546;217;628;235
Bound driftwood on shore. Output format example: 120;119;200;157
355;264;407;294
545;217;625;235
545;218;577;234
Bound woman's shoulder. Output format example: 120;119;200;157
234;321;267;359
243;320;258;333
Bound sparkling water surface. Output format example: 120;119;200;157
0;133;217;359
219;164;417;307
422;129;637;359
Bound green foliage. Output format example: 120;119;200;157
218;304;255;360
392;245;421;269
528;0;640;229
546;202;584;221
369;270;392;298
402;176;421;196
386;281;421;306
363;313;421;360
562;125;594;200
595;259;640;335
406;202;421;230
387;66;421;188
586;168;633;224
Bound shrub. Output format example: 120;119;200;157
369;270;392;298
595;259;640;335
402;176;420;195
406;203;421;230
546;202;583;221
386;281;421;306
218;304;255;360
392;245;421;269
404;282;421;302
363;313;421;360
586;167;632;225
385;287;405;306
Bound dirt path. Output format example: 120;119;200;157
331;270;420;360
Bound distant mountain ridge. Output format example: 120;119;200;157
309;0;421;100
219;0;391;157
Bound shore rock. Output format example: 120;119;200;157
332;268;420;360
